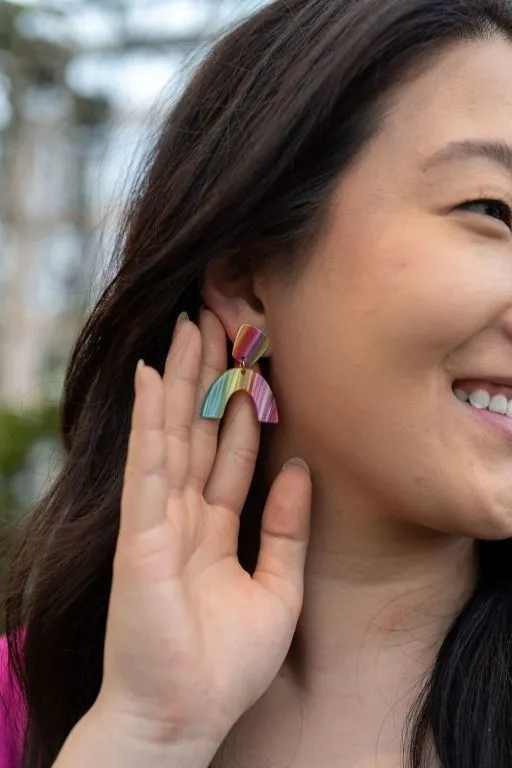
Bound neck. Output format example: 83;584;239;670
286;475;477;694
222;464;477;768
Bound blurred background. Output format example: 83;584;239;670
0;0;269;564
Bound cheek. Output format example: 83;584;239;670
267;264;512;540
323;201;512;366
279;359;512;539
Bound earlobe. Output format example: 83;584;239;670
201;258;267;344
200;324;278;424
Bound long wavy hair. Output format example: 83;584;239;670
3;1;512;766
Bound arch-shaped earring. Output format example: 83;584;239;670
200;324;278;424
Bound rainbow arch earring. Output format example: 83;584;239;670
200;324;278;423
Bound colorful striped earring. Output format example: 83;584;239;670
200;324;278;423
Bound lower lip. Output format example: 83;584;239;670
457;398;512;439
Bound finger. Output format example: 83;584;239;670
253;460;312;616
163;317;202;496
187;309;228;492
119;362;168;540
203;390;260;515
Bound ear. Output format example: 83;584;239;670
201;256;268;346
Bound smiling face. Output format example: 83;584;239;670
261;37;512;541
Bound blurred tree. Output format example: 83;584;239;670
0;404;61;519
0;0;113;413
0;0;267;528
0;402;62;628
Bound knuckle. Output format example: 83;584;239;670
192;418;217;440
200;362;222;385
126;431;167;472
227;440;258;467
165;423;190;443
165;368;196;387
270;482;294;513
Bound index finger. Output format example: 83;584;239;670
119;362;167;539
162;316;202;496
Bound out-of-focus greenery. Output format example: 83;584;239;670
0;0;111;557
0;0;109;539
0;0;265;621
0;405;62;519
0;1;112;130
0;405;62;629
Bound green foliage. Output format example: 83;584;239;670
73;93;112;128
0;405;62;629
0;0;111;130
0;2;24;50
0;404;61;523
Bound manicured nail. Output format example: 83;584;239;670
282;457;310;475
173;311;189;340
135;359;145;391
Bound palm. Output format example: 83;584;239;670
102;309;311;747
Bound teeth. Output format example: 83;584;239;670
489;394;508;414
453;387;512;418
469;390;490;409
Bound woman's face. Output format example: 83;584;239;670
262;37;512;540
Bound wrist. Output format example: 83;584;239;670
53;702;221;768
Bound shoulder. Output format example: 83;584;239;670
0;632;27;766
0;632;11;668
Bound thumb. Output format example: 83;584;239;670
252;459;312;615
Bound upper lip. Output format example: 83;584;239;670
453;375;512;388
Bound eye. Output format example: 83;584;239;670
457;198;512;230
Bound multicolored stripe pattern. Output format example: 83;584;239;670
233;324;270;367
200;367;278;423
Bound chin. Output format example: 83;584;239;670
411;486;512;541
454;494;512;541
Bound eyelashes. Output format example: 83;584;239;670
456;198;512;231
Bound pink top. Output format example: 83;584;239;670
0;634;27;767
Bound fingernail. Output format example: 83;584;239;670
135;359;145;390
282;457;310;475
173;311;189;339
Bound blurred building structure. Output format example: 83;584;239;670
0;0;268;409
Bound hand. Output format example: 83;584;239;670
96;309;312;752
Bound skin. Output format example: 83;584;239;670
204;37;512;767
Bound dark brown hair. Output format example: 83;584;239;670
4;1;512;766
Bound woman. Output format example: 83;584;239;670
2;0;512;765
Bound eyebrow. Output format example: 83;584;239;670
421;140;512;176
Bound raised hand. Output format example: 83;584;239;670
96;309;312;757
